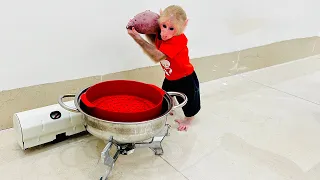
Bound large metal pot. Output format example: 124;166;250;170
58;87;187;143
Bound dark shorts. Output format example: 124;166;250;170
162;71;201;117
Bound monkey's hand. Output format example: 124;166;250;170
127;27;142;41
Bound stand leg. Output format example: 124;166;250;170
150;145;164;155
135;124;171;156
99;124;171;179
100;136;120;180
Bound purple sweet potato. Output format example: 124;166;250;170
126;10;160;34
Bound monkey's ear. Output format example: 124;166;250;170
184;19;189;27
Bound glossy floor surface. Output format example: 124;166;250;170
1;55;320;180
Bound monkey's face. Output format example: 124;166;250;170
159;6;188;41
159;20;177;41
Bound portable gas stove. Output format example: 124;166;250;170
100;124;171;180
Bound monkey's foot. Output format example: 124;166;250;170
174;117;193;131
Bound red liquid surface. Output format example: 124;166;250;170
92;95;156;113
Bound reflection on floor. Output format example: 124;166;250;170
1;55;320;180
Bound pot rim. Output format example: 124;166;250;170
73;87;174;125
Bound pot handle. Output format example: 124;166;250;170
58;94;80;113
167;91;188;110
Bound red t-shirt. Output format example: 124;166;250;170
155;33;194;80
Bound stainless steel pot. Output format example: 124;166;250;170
58;87;187;144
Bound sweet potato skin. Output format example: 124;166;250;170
126;10;160;34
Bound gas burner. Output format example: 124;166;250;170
100;124;171;180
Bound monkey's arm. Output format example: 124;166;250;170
145;34;156;45
133;37;166;63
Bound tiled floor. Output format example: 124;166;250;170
1;54;320;180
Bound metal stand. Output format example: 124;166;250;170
99;124;171;180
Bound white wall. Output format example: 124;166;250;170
0;0;319;91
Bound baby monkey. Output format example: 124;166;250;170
127;5;201;131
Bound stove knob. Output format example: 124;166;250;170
50;111;61;120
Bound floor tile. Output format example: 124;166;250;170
0;129;186;180
182;136;306;180
241;54;320;104
179;80;320;180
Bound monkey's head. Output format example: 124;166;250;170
158;5;188;41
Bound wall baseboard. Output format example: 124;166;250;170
1;36;319;130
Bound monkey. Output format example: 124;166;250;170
127;5;201;131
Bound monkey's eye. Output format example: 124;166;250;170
162;24;167;28
169;27;174;31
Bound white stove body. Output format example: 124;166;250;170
13;101;86;150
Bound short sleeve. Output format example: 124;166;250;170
159;41;184;59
